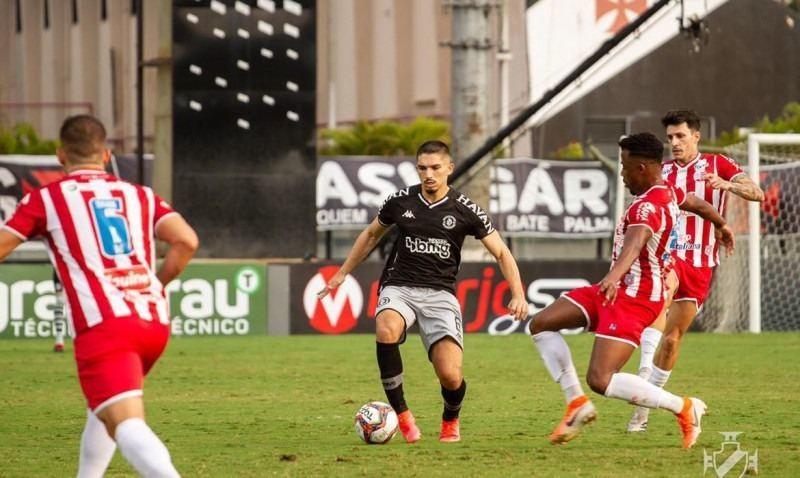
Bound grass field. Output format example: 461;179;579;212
1;333;799;477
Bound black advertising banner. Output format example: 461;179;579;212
490;159;613;237
0;155;150;225
289;260;610;336
316;156;615;237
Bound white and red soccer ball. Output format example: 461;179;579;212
354;401;398;444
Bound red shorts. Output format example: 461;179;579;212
564;284;664;347
672;258;714;308
74;318;170;412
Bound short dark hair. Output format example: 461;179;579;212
416;140;450;159
59;114;106;162
661;109;701;132
619;132;664;162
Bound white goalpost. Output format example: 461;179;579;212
697;134;800;333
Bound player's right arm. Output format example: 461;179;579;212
0;190;46;262
0;230;23;262
155;214;199;285
599;225;652;306
317;218;389;299
679;193;735;256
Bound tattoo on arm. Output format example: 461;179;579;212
729;176;764;202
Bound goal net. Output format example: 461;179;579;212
696;134;800;332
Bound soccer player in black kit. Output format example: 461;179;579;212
318;140;527;443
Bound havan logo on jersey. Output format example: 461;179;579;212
405;237;452;259
456;194;494;234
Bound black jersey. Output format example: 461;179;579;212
377;184;495;294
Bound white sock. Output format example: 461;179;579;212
649;365;672;388
532;331;584;403
115;418;180;478
78;411;116;478
605;373;684;413
638;327;662;374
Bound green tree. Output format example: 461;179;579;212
711;102;800;147
551;140;586;160
320;117;450;156
0;122;59;154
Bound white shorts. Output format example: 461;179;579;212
375;285;464;357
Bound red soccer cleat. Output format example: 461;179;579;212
53;343;64;353
676;397;707;449
439;418;460;443
549;395;597;445
397;410;421;443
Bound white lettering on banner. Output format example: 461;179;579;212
357;163;400;207
170;317;251;336
487;278;590;335
317;160;419;212
165;278;251;320
489;166;517;213
563;169;608;214
505;214;550;232
316;161;359;207
0;280;58;334
517;167;564;214
564;216;613;233
316;208;369;226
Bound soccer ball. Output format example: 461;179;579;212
354;401;398;444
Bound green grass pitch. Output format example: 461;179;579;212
1;333;799;477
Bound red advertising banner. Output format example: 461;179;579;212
290;260;610;335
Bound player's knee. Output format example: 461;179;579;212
439;372;462;390
375;318;403;343
662;328;684;353
585;369;611;395
529;314;546;335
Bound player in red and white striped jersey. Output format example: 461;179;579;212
0;115;198;478
524;133;734;448
629;110;764;433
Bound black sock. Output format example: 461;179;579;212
442;379;467;421
376;342;408;414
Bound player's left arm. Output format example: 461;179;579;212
599;225;651;306
704;155;764;202
679;194;735;256
0;229;24;262
705;173;764;202
480;231;528;321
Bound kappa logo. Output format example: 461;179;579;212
703;432;758;477
303;266;363;334
402;210;416;219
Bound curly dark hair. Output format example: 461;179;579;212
618;132;664;162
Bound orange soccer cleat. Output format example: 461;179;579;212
676;397;707;449
397;410;421;443
439;418;460;443
549;395;597;445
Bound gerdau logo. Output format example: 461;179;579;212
165;266;261;336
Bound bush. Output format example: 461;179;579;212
711;102;800;147
0;122;59;154
319;117;450;156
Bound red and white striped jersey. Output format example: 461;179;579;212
612;184;685;302
662;152;745;267
2;170;177;334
